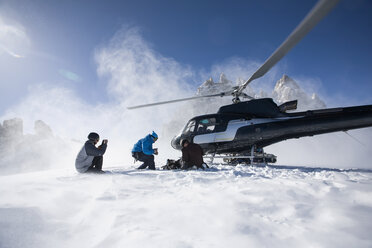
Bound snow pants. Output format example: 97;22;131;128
133;152;155;170
86;156;103;173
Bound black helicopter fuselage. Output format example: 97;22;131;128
171;98;372;154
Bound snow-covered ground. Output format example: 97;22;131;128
1;164;372;248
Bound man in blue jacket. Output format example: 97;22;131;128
75;132;108;173
132;131;158;170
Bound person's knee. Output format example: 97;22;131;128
144;155;154;161
95;156;103;161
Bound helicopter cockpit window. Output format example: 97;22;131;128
183;120;196;134
196;118;216;134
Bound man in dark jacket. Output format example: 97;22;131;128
132;131;158;170
180;139;207;169
75;132;108;173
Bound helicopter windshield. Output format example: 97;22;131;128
196;117;216;134
182;117;217;135
183;120;196;134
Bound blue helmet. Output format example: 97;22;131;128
151;131;158;139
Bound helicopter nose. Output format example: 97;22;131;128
171;135;182;150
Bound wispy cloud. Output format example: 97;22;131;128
95;27;194;105
0;16;30;58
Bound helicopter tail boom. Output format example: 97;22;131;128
233;104;372;149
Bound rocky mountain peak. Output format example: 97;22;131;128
196;73;326;111
275;74;301;91
197;73;234;96
272;74;326;111
219;73;231;84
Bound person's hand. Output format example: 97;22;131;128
103;139;108;145
154;148;158;155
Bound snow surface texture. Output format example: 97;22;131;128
1;165;372;248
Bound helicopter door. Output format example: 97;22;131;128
193;118;217;144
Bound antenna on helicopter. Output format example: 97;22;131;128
127;0;339;110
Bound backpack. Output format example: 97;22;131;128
162;159;182;170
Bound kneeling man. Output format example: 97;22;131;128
180;139;207;170
75;132;108;173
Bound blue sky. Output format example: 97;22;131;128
0;0;371;116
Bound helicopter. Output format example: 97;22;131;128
128;0;372;164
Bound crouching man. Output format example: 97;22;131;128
75;132;108;174
180;139;208;170
132;131;158;170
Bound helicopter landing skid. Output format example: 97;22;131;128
205;146;277;165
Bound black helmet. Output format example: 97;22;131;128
180;139;189;147
88;132;100;141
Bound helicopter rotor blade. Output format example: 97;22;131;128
235;0;339;96
127;0;339;110
127;92;232;109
